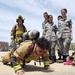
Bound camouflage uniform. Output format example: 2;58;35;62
44;22;57;63
57;16;72;61
42;20;48;37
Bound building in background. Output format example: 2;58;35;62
0;41;9;51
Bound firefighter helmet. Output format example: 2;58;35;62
23;32;29;41
23;30;40;41
28;30;40;40
16;15;25;23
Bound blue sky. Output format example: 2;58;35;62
0;0;75;43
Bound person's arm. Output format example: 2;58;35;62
42;22;45;36
70;24;72;40
11;44;27;75
11;41;32;75
42;51;50;67
43;23;48;36
69;19;73;40
53;24;57;34
11;25;16;40
42;51;54;71
12;55;25;75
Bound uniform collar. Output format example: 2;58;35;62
48;22;54;25
62;16;67;21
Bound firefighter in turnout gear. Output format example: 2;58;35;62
11;37;54;75
11;15;27;43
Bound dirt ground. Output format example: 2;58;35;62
0;51;75;75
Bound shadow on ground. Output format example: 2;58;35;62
23;65;54;73
2;63;54;73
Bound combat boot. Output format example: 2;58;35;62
63;55;69;62
56;56;63;63
51;56;56;63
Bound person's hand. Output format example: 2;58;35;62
16;70;25;75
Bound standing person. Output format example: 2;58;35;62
57;8;72;62
42;12;49;37
58;15;62;21
45;15;57;63
57;15;63;61
11;37;54;75
11;15;27;44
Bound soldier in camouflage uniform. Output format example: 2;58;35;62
44;15;57;63
42;12;49;37
57;8;72;62
56;15;63;61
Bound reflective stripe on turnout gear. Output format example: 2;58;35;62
13;64;22;71
16;30;24;35
43;61;50;66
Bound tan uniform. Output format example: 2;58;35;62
14;40;50;65
2;50;14;64
2;40;50;67
11;24;27;43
